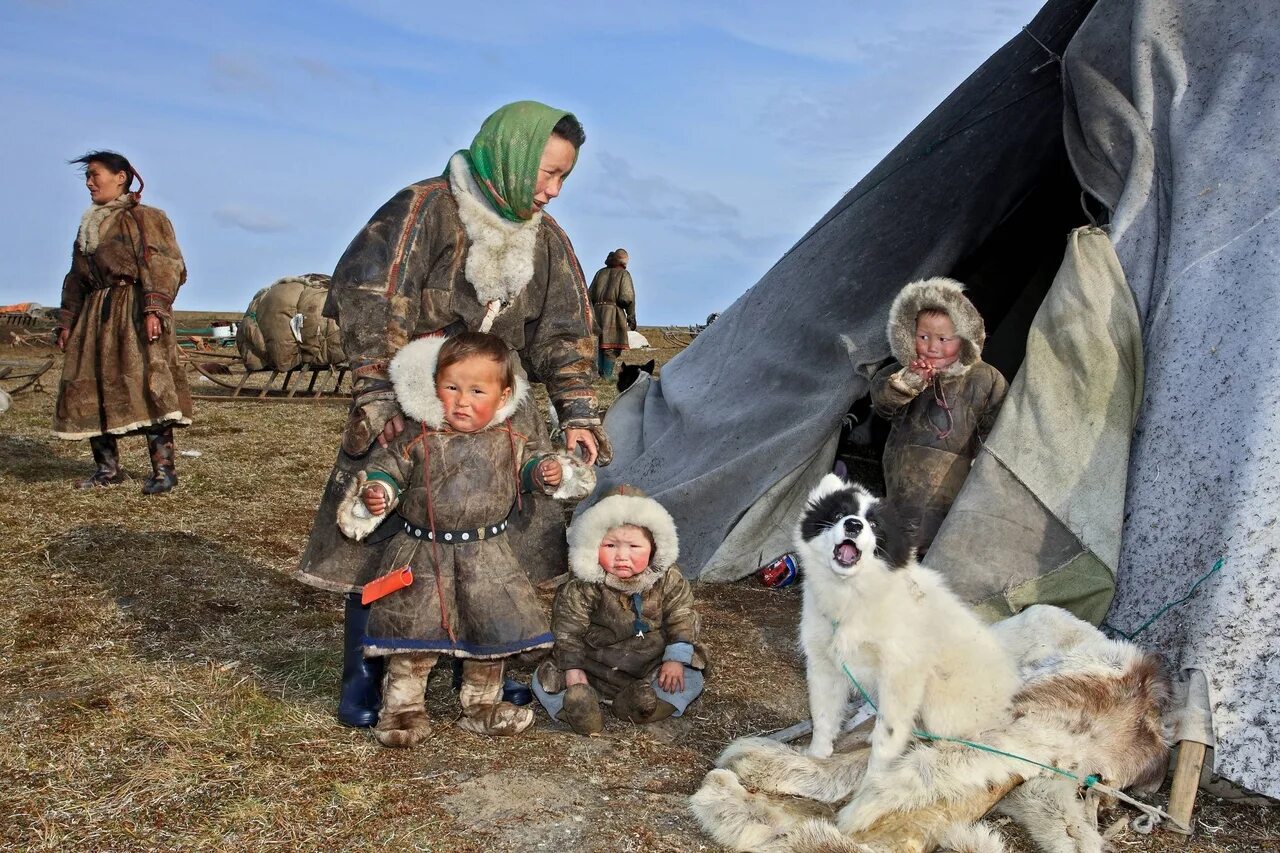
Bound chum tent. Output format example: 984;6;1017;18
591;0;1278;799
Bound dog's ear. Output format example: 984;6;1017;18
868;498;912;569
808;473;847;503
642;359;656;373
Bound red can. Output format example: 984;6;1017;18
759;553;798;588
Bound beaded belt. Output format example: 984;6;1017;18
402;517;508;543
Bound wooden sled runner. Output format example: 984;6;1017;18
184;349;350;403
0;357;54;396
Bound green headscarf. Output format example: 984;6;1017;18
457;100;579;222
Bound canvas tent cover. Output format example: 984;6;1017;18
591;0;1278;798
236;274;346;371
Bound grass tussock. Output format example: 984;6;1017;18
0;326;1275;852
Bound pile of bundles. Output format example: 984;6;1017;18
236;274;345;372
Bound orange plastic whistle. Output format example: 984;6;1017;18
361;565;414;605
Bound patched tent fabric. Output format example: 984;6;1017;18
236;274;345;371
589;0;1278;798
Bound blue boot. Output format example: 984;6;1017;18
337;593;383;727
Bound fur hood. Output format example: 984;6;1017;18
447;152;543;309
387;336;528;429
887;277;986;378
567;485;680;593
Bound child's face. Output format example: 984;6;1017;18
914;313;963;370
597;525;653;580
436;355;513;433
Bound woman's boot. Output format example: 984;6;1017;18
373;653;434;748
76;434;126;488
337;593;384;727
142;426;178;495
597;351;616;379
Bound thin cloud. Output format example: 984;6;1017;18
213;206;291;234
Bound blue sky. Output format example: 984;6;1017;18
1;0;1046;325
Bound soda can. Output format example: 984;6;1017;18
759;553;798;588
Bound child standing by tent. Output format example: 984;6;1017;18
870;277;1007;554
532;485;708;735
337;332;594;747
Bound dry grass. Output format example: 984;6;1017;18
0;324;1275;852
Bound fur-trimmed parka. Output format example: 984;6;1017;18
551;486;709;697
870;278;1007;552
587;266;636;351
298;152;601;592
336;337;595;658
53;195;192;439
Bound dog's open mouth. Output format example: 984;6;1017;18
834;539;861;567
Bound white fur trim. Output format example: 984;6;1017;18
388;335;529;429
447;152;543;307
337;471;395;541
54;411;192;441
886;276;985;378
550;453;597;500
567;493;680;582
76;193;137;255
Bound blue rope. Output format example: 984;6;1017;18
630;593;651;637
1103;557;1225;640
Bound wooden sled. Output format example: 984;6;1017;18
0;357;54;395
185;350;350;403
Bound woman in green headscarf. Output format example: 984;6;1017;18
296;101;610;733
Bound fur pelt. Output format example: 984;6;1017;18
75;192;137;255
336;470;397;541
447;152;543;308
387;335;528;428
794;475;1021;775
566;489;680;582
550;454;597;501
689;605;1172;853
887;277;985;379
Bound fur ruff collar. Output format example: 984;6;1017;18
447;152;543;309
568;493;680;587
887;277;986;379
388;336;528;430
76;193;137;255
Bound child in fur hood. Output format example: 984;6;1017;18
870;277;1008;554
532;485;709;735
337;332;594;747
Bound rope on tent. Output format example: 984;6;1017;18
831;621;1191;834
1102;557;1225;640
1021;26;1063;73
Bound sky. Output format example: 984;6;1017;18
0;0;1048;325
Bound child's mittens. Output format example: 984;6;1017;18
539;452;597;500
338;470;394;541
889;365;929;396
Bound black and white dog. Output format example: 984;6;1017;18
794;475;1020;800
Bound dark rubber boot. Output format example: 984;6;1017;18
76;434;126;488
611;680;676;725
142;426;178;495
502;676;533;706
337;593;384;727
597;352;616;379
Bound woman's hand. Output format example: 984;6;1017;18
538;458;562;488
144;314;162;342
362;484;389;516
565;668;589;687
56;328;69;351
378;414;406;448
657;660;685;693
564;428;598;466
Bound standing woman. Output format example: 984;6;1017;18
53;151;192;494
297;101;610;729
587;248;636;379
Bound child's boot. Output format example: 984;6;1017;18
456;659;534;736
373;652;434;748
337;593;384;727
76;434;126;488
560;683;605;735
612;679;676;725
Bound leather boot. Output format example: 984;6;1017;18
560;683;605;736
611;679;676;725
337;593;384;727
76;434;126;488
142;426;178;495
373;653;433;748
456;659;534;736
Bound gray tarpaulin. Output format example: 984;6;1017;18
1064;0;1280;799
590;0;1096;580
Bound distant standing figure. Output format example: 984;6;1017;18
588;248;636;379
53;151;192;494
